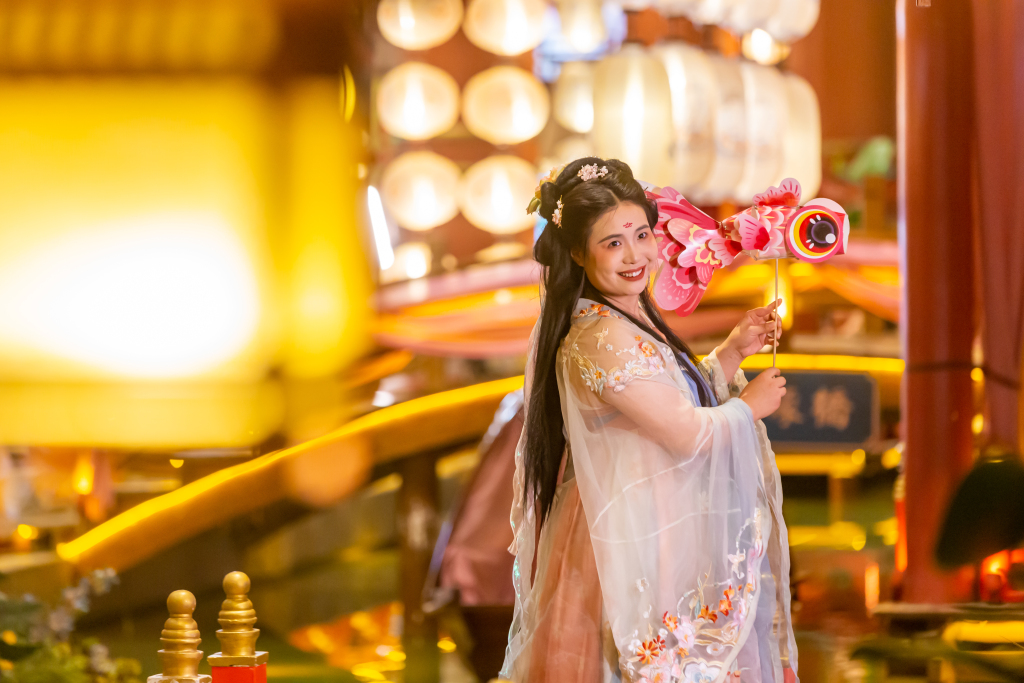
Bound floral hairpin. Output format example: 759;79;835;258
578;164;609;181
551;198;563;227
527;163;566;216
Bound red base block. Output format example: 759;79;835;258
211;664;267;683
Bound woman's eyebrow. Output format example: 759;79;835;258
597;233;624;244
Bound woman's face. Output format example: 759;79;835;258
575;201;657;303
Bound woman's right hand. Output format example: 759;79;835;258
739;368;787;421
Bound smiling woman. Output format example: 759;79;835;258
503;157;796;683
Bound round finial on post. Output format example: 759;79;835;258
150;590;208;682
208;571;267;667
223;571;250;597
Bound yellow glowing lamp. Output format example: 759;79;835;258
0;80;277;383
379;151;462;231
376;62;460;140
552;61;595;134
377;0;464;50
459;156;538;235
463;0;547;56
592;44;673;187
461;66;550;145
557;0;606;53
72;452;95;495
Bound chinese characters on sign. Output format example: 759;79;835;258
744;371;877;450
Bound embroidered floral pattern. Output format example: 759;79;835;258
619;512;766;683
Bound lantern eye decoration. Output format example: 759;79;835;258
785;199;848;263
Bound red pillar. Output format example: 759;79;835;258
897;0;976;602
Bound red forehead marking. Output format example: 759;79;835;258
623;221;633;228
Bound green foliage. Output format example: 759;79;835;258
3;640;142;683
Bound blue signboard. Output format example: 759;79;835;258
742;371;878;451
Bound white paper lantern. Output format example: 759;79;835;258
462;66;550;145
687;0;741;25
553;61;594;134
691;56;745;204
779;72;821;197
459;156;537;234
651;41;716;193
724;0;779;34
376;62;460;140
463;0;547;56
381;242;433;283
377;0;463;50
763;0;819;42
734;61;787;202
592;43;673;186
379;151;461;231
741;28;791;66
558;0;606;53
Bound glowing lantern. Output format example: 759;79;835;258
651;41;716;193
459;156;537;234
741;28;791;66
376;62;460;140
377;0;464;50
463;0;546;56
553;61;594;134
73;451;95;495
593;43;673;186
379;151;461;231
779;72;821;197
724;0;779;34
381;242;433;284
557;0;606;53
763;0;820;42
687;0;740;25
734;61;786;202
462;66;550;145
691;56;745;204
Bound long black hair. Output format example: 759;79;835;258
527;157;712;524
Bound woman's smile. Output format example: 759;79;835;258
618;265;646;281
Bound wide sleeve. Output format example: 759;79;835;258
701;347;749;405
559;316;797;683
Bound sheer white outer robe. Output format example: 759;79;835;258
502;300;798;683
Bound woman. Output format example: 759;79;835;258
502;158;797;683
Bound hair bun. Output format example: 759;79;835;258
538;178;562;220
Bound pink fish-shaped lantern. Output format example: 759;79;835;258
647;178;849;317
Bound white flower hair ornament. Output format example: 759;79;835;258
526;162;609;229
577;164;608;181
551;198;563;227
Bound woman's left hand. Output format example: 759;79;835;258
716;300;782;378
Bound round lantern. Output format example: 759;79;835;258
459;156;537;235
763;0;820;42
553;61;594;134
379;151;461;231
463;0;546;56
734;61;787;202
462;66;550;145
377;0;463;50
651;41;716;193
691;56;745;205
779;72;821;197
376;62;460;140
724;0;779;34
558;0;606;53
592;43;673;187
687;0;740;25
